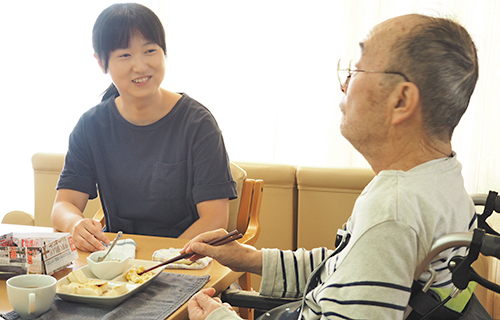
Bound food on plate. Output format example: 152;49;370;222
76;286;102;296
125;266;154;284
82;279;109;295
103;283;129;296
57;269;129;297
67;269;89;284
57;282;82;294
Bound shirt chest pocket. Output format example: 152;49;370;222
149;161;187;200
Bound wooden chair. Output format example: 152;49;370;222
231;178;264;319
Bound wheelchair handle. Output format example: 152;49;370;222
481;233;500;259
414;230;500;280
413;232;472;280
470;192;500;212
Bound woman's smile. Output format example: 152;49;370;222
132;76;152;85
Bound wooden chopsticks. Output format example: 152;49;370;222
137;230;243;275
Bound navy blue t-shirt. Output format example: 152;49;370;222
57;94;237;237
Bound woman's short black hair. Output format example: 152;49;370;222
92;3;167;71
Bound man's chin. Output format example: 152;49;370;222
339;124;348;140
339;127;358;150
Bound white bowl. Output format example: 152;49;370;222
87;251;130;280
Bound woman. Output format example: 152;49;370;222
51;3;237;252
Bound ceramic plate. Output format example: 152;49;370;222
56;259;166;307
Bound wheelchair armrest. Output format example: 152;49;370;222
221;289;301;311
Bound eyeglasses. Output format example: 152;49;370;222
337;59;411;93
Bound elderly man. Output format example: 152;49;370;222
184;14;482;319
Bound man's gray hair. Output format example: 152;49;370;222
388;15;478;141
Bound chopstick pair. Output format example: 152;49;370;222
137;230;243;275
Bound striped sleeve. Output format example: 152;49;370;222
302;221;416;319
260;247;331;298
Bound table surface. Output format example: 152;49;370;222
0;224;243;320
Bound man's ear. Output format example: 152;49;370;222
94;53;107;74
389;82;420;125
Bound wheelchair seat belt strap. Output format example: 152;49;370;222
407;281;475;320
477;190;500;236
407;281;442;319
297;231;351;319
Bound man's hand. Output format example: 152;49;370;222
71;218;110;252
188;288;233;320
181;229;263;275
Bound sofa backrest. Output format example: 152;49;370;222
235;162;297;251
31;153;101;227
296;166;375;250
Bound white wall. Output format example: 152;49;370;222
1;0;499;220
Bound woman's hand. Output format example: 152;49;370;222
52;189;110;252
71;218;110;252
181;229;263;275
188;288;234;320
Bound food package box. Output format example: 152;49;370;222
0;232;79;277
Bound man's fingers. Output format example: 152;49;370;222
189;253;206;261
196;291;218;308
187;288;223;320
200;288;216;297
191;241;237;264
182;229;228;254
191;243;216;261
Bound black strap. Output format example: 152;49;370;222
477;191;500;236
407;281;443;319
304;232;351;295
295;232;351;319
254;231;351;320
407;281;464;320
408;229;490;319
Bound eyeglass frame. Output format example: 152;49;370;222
337;59;411;93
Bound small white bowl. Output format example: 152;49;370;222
87;251;130;280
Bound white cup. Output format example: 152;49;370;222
7;274;57;319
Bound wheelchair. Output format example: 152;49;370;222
222;191;500;320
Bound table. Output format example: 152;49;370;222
0;224;243;319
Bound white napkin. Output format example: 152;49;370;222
152;248;212;269
104;238;136;259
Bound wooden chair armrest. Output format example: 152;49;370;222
93;208;105;228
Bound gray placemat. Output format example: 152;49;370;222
2;272;210;320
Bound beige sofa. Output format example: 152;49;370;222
2;153;101;227
2;154;499;317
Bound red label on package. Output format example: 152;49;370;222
9;247;17;259
27;248;35;265
68;236;76;251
